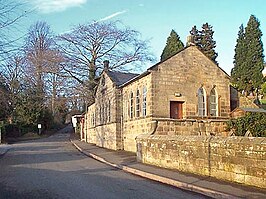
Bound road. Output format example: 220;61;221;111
0;132;208;199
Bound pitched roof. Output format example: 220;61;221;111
106;70;139;86
119;45;230;87
232;107;266;113
147;45;230;78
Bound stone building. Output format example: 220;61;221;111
84;45;242;152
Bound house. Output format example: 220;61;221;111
83;45;245;152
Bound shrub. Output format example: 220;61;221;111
227;112;266;137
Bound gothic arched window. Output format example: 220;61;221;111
198;87;206;117
136;89;140;117
210;88;218;116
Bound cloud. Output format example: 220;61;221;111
138;4;144;7
27;0;87;13
98;10;128;22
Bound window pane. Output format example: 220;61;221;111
142;87;147;116
198;87;206;116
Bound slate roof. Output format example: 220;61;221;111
236;107;266;113
107;70;139;86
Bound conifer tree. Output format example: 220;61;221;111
160;30;184;61
231;24;246;90
199;23;218;64
244;15;264;93
189;25;201;46
189;23;218;64
231;15;264;95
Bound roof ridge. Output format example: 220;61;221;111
108;70;139;75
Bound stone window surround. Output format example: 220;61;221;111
143;86;147;117
198;86;207;117
130;92;134;119
136;89;140;117
108;100;111;122
210;87;218;116
126;86;148;121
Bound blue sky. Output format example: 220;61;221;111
21;0;266;74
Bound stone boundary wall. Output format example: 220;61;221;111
123;117;153;152
136;135;266;188
86;123;120;150
154;118;229;136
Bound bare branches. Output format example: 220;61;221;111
0;0;30;60
58;20;155;85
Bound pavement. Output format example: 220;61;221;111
70;135;266;199
0;144;11;157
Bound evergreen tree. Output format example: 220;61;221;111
199;23;218;64
231;15;264;95
231;24;246;90
0;75;10;120
189;23;218;64
189;25;201;46
160;30;184;61
244;15;264;93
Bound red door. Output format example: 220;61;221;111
170;101;183;119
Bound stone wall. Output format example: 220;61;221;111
154;118;229;136
136;135;266;188
123;117;154;152
151;46;231;118
94;123;119;150
85;71;123;150
122;74;153;152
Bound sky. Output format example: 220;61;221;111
18;0;266;74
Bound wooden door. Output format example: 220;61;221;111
170;101;183;119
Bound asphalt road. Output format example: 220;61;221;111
0;132;208;199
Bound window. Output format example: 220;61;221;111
198;87;206;116
130;92;134;118
104;103;107;124
128;94;130;118
108;100;111;122
142;86;147;116
93;112;96;126
136;89;140;117
95;108;98;125
124;95;127;120
210;88;218;116
99;105;102;124
101;75;105;86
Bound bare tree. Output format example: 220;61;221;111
0;0;29;60
24;21;67;117
24;21;53;92
58;20;154;87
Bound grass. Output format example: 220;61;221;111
260;99;266;105
5;130;58;144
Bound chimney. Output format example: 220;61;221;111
103;60;109;71
186;35;195;46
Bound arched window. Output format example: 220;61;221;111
198;87;206;116
210;88;218;116
101;75;105;86
108;100;111;122
104;103;107;124
124;94;127;120
142;86;147;116
99;106;102;124
130;92;134;118
136;89;140;117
